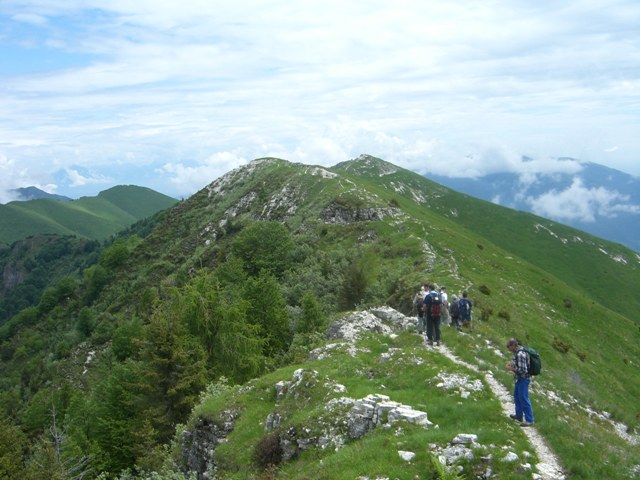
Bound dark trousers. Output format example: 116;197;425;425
426;315;441;342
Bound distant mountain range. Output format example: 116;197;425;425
0;185;178;246
10;186;73;202
428;159;640;252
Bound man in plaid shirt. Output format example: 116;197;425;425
506;338;535;426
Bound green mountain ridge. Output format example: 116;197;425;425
330;155;640;321
0;155;638;479
0;185;178;246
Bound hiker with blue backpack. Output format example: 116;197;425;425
458;291;473;330
505;338;535;427
449;294;462;331
422;284;443;346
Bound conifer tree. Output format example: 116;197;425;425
300;291;323;333
244;272;292;358
140;309;207;441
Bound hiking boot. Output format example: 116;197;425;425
519;421;534;427
509;414;522;421
436;341;441;346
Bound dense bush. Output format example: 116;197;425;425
254;432;283;469
232;222;294;277
478;285;491;296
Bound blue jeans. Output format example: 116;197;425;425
514;377;534;423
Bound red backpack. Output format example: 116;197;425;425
429;292;442;317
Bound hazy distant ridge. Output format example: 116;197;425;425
10;186;72;202
428;160;640;252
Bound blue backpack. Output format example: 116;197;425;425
458;299;472;320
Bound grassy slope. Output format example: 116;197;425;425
186;332;537;479
330;157;640;323
0;186;178;245
174;157;638;479
97;185;178;219
0;202;78;239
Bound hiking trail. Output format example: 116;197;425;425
432;341;566;480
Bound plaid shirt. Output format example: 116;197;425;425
512;347;530;378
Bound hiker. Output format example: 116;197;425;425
458;291;473;330
422;284;442;346
505;338;535;426
412;285;427;334
449;294;462;331
440;286;450;326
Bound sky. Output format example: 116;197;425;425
1;0;639;207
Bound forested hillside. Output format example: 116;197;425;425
0;207;172;326
0;156;637;479
0;235;100;323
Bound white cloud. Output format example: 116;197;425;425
161;151;248;197
66;168;113;187
11;13;47;25
512;157;585;191
0;153;33;203
0;157;57;203
1;0;639;198
525;178;640;222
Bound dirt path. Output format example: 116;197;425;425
435;343;566;480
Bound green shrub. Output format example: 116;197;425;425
232;222;294;277
478;285;491;295
100;239;130;270
76;307;96;338
254;432;283;469
55;340;72;359
552;337;571;354
480;306;493;321
112;318;144;361
92;315;116;344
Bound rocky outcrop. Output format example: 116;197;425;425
180;409;239;479
2;262;23;290
179;365;432;478
265;371;432;462
325;306;415;342
320;202;402;224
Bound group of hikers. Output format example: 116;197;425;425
412;284;472;346
411;284;535;427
